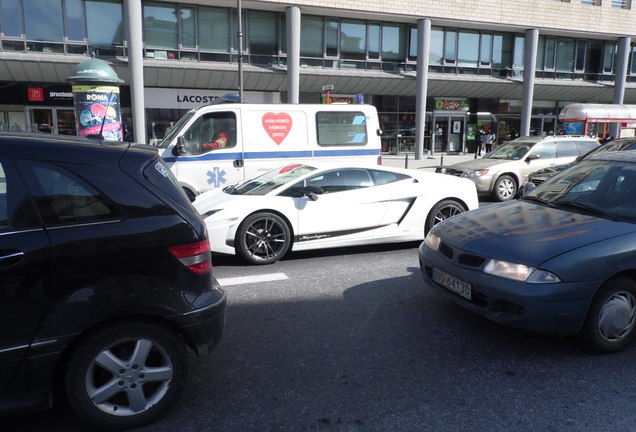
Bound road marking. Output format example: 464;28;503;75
216;272;289;287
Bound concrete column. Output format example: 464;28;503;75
520;29;539;137
612;37;631;137
124;0;146;144
286;7;301;104
415;19;431;159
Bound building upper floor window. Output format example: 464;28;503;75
581;0;601;5
611;0;631;7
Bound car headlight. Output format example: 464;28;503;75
424;232;441;251
460;169;489;179
483;259;561;283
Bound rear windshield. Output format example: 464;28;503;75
143;157;192;209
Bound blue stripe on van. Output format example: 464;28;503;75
162;148;380;163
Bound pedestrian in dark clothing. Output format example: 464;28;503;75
476;126;485;156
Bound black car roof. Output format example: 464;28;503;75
587;150;636;163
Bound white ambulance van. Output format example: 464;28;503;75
157;102;383;200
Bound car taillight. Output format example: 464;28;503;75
169;240;212;274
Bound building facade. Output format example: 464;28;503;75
0;0;635;155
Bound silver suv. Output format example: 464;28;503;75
436;135;599;201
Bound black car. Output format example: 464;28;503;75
521;137;636;194
0;133;226;430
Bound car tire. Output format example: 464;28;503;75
425;199;468;233
235;211;291;265
65;321;188;431
579;276;636;354
492;175;517;201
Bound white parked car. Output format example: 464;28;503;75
193;163;479;264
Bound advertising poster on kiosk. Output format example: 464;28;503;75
72;85;122;140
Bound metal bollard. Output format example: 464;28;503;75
440;155;444;167
404;154;408;169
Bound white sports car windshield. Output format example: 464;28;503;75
225;164;317;196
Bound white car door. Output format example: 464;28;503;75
295;168;388;243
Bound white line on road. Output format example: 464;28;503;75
216;272;289;287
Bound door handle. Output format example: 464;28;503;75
234;160;244;168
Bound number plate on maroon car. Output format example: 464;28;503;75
432;268;472;300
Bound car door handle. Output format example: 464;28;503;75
234;159;244;168
0;250;24;264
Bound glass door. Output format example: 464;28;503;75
432;116;449;152
56;109;76;135
28;108;77;135
29;108;54;133
448;116;465;153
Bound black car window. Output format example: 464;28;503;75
17;160;118;226
531;141;556;159
369;169;411;185
306;169;373;193
555;141;578;157
143;157;192;209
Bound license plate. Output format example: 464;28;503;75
432;268;472;300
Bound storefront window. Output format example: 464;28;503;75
556;38;576;72
480;33;492;65
199;7;229;52
458;31;479;67
368;23;380;60
444;30;457;63
300;15;323;57
1;0;22;37
180;7;196;49
65;0;85;42
492;33;513;70
86;0;122;46
248;11;278;55
144;2;178;50
429;28;444;65
24;0;64;42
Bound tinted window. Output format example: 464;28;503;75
556;141;578;157
575;140;600;155
369;169;411;185
531;141;556;159
143;158;192;209
18;160;118;226
306;169;373;193
316;112;368;146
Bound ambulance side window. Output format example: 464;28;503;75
183;112;237;155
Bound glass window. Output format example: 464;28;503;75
326;19;338;57
408;27;417;61
181;112;237;155
340;19;365;60
429;28;444;64
536;37;545;69
369;169;411;185
480;33;492;65
530;141;556;159
232;10;246;52
23;0;64;42
1;0;23;37
199;7;229;52
316;111;368;146
0;162;7;229
144;2;177;50
180;7;195;49
86;0;123;46
458;31;479;67
545;38;556;69
556;141;578;157
65;0;85;41
368;23;380;60
143;157;192;210
306;169;373;193
300;15;323;57
249;11;278;55
604;42;615;73
381;24;404;61
20;161;118;226
556;38;575;72
492;33;513;69
576;40;587;71
444;30;457;63
513;35;524;68
611;0;631;8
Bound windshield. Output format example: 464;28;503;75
484;142;534;160
157;111;195;148
226;164;317;196
526;159;636;222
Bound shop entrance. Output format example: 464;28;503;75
530;115;558;136
27;107;76;135
432;114;466;153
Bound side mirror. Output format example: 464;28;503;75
377;128;383;136
522;182;536;196
525;154;540;162
301;185;324;201
172;136;187;156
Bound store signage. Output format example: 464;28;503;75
49;91;73;100
28;88;44;102
145;88;280;109
434;98;469;111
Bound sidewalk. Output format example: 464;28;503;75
382;152;479;171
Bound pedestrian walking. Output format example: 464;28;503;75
476;126;485;156
485;129;495;153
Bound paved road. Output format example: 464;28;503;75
5;242;636;432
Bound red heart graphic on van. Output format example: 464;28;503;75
262;112;292;145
